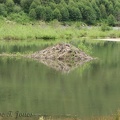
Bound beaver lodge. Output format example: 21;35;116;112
29;43;94;73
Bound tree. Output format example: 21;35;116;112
100;0;109;12
68;6;82;21
64;0;69;4
0;0;6;3
54;0;60;4
60;0;67;7
53;8;62;21
115;1;120;8
0;0;120;25
68;0;77;7
6;0;15;13
30;2;37;10
114;7;120;21
35;5;42;19
60;7;69;21
94;6;101;20
107;14;116;26
49;2;56;10
29;8;36;19
57;0;67;10
45;6;53;21
0;4;7;16
35;6;46;20
77;2;85;14
100;4;107;19
82;6;96;24
13;0;20;4
108;2;114;15
20;0;33;13
13;5;22;13
91;0;101;20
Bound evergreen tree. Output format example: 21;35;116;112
68;6;82;21
82;6;96;24
20;0;33;13
60;0;67;7
107;14;116;26
68;0;77;7
115;7;120;21
64;0;69;4
0;0;119;25
13;0;20;4
108;2;114;15
6;0;14;13
49;2;56;10
13;5;22;13
35;5;46;20
91;0;101;20
45;6;53;21
0;4;7;16
115;1;120;8
100;4;107;19
30;2;37;10
60;7;69;21
53;8;61;21
35;5;41;19
54;0;60;4
0;0;6;3
29;8;36;19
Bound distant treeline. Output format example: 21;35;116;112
0;0;120;25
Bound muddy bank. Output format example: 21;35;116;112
29;43;93;73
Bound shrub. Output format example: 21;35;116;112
100;24;112;31
7;12;30;23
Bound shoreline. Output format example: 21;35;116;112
96;38;120;42
0;20;120;41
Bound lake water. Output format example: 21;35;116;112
0;41;120;118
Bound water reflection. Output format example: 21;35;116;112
30;58;92;73
0;41;120;118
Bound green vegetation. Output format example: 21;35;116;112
0;0;119;44
0;0;120;25
0;19;120;41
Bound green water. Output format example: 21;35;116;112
0;41;120;118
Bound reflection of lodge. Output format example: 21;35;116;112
29;43;93;73
33;58;90;73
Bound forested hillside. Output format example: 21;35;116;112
0;0;120;25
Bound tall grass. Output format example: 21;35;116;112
0;20;119;41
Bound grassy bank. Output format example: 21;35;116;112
0;19;120;41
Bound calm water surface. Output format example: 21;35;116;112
0;41;120;118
